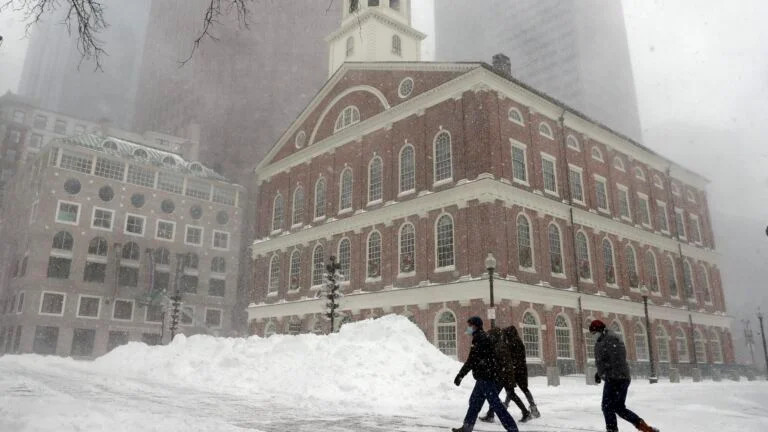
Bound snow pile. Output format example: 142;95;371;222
93;315;462;412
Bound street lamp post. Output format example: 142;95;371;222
325;256;342;333
742;319;756;365
641;286;658;384
485;252;497;329
757;309;768;378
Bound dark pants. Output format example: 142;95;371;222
485;383;535;419
462;379;519;432
602;379;643;432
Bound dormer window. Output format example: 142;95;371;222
334;106;361;132
350;0;359;13
392;35;402;56
162;156;176;166
102;140;118;151
190;163;203;172
538;122;554;140
133;149;148;159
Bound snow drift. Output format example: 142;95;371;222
93;315;463;412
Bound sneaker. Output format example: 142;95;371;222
530;405;541;418
479;413;495;423
519;412;532;423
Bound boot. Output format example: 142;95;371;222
479;412;495;423
451;427;467;432
530;404;541;418
636;420;659;432
519;411;532;423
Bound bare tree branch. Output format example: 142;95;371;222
178;0;251;67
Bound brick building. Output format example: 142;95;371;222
0;134;243;357
247;0;733;377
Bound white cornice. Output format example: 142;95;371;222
325;9;427;43
246;279;731;329
252;176;719;266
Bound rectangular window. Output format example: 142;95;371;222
40;292;65;315
30;133;43;149
205;309;222;328
185;179;211;200
511;144;527;183
54;119;67;134
126;164;155;188
181;275;198;294
77;296;100;318
541;156;557;194
56;201;80;224
8;130;20;145
59;150;92;174
181;306;194;326
17;292;24;313
213;230;229;250
33;326;59;355
690;215;702;243
83;262;106;283
153;272;170;292
107;331;129;352
124;214;146;236
568;167;584;203
145;305;164;323
94;157;125;180
142;333;161;346
638;195;651;227
118;266;139;287
157;172;184;194
33;114;47;129
13;109;25;123
185;226;203;246
12;326;21;353
209;278;225;297
675;210;687;239
595;177;609;211
113;300;134;321
49;147;59;166
91;208;113;230
156;220;175;241
71;328;96;356
657;201;670;233
212;186;236;206
47;257;72;279
618;186;631;220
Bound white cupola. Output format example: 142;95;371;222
325;0;426;77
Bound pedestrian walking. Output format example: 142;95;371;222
590;319;660;432
452;317;519;432
479;325;539;423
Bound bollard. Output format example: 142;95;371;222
692;368;702;382
669;368;680;383
712;369;722;382
586;366;598;385
729;370;741;381
546;366;560;387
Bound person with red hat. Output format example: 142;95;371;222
589;319;660;432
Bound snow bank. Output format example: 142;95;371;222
94;315;463;413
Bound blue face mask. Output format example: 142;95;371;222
465;326;475;335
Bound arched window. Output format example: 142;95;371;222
538;122;554;139
211;257;226;273
436;214;455;268
122;242;140;261
548;224;563;275
555;315;572;359
346;36;354;57
185;254;199;270
289;250;301;290
634;322;649;361
268;255;280;294
292;187;304;226
653;175;664;189
264;322;277;337
699;264;711;303
391;34;402;56
666;257;679;297
368;156;383;203
312;245;325;287
339;168;353;211
338;238;351;282
625;245;639;288
656;326;670;362
508;107;524;125
602;239;616;285
399;144;415;193
189;162;202;172
399;223;415;273
683;260;695;299
288;320;301;336
367;231;382;278
517;215;534;269
52;231;74;251
154;248;170;265
334;106;360;132
574;232;592;280
676;328;689;363
87;237;108;256
436;310;457;358
314;178;326;219
585;318;597;360
635;167;646;181
671;183;680;196
566;135;580;151
162;156;176;166
646;251;659;292
591;147;604;162
133;148;148;159
522;312;541;359
613;156;625;171
272;193;284;232
433;131;453;183
710;330;723;363
694;329;706;363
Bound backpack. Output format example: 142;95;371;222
487;327;516;388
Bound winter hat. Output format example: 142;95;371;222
589;319;606;333
467;316;484;329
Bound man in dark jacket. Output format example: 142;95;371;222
590;320;659;432
452;317;518;432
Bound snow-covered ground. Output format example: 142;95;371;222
0;315;766;431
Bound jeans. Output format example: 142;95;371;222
462;379;519;432
602;379;643;431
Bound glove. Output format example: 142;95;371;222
594;373;601;384
454;375;463;386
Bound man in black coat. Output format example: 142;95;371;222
590;320;659;432
452;316;519;432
